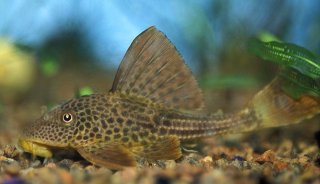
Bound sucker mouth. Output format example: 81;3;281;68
17;138;53;158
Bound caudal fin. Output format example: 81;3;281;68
248;77;320;130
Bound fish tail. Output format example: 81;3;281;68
163;77;320;139
245;77;320;131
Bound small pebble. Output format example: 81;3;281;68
273;160;289;171
231;160;244;169
233;156;245;161
164;160;176;169
45;162;56;168
298;155;310;164
4;162;21;176
201;156;213;163
200;156;213;168
3;145;18;158
85;165;98;174
0;156;16;163
254;150;276;164
57;159;74;170
30;160;41;168
215;159;228;168
113;167;138;183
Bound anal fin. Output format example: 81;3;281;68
76;143;136;170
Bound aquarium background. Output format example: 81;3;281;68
1;1;319;69
0;0;320;114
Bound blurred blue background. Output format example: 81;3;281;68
0;0;320;107
1;0;319;70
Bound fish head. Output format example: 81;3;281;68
18;94;104;157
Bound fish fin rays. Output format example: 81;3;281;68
111;26;204;111
132;136;182;160
76;136;182;169
76;142;136;170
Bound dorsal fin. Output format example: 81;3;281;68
111;26;204;111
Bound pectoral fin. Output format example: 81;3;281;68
76;143;136;170
132;136;182;160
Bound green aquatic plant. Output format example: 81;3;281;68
249;39;320;79
248;39;320;99
40;56;59;77
280;68;320;99
257;32;281;42
199;74;257;89
75;86;94;98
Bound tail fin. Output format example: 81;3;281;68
247;77;320;130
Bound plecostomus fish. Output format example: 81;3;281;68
18;26;320;169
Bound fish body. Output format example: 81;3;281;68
18;27;320;169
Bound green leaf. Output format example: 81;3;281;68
75;86;94;98
248;39;320;79
257;32;281;42
248;38;320;99
280;68;320;98
41;57;59;77
47;103;58;111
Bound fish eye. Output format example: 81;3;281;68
62;113;73;123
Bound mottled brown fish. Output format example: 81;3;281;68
18;26;320;169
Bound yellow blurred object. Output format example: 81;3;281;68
0;39;35;101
